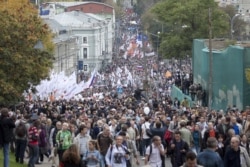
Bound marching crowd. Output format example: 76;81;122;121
2;22;250;167
1;5;250;167
1;92;250;167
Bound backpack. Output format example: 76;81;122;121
144;124;153;137
164;130;172;144
15;122;26;138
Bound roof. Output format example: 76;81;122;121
53;11;104;27
44;11;107;43
54;1;113;9
204;39;250;50
53;2;88;7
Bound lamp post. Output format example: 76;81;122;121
33;40;44;98
229;13;244;39
231;14;240;40
146;31;161;100
146;31;161;65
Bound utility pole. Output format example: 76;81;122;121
142;32;148;98
208;8;213;111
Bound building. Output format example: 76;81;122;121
40;2;115;81
214;0;250;39
238;0;250;37
215;0;240;7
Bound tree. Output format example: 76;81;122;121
0;0;54;105
150;0;229;59
134;0;162;16
104;0;124;19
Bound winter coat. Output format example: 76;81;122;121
0;116;15;145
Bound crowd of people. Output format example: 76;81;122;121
1;93;250;167
1;5;250;167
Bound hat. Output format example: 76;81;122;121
166;117;171;121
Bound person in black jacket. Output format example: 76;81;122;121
169;131;189;167
134;88;145;102
151;121;166;146
0;108;16;167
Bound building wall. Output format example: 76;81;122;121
54;38;78;76
45;5;115;79
193;39;250;110
243;47;250;108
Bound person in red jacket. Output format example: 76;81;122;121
28;119;41;167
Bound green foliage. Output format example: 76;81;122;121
225;39;236;46
0;1;54;106
149;0;229;59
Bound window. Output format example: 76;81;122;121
83;37;87;43
83;48;87;59
83;65;88;71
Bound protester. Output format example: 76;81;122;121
197;137;224;167
56;122;72;166
202;122;218;149
28;119;40;167
240;133;250;154
169;130;189;167
144;135;165;167
49;121;62;167
191;124;202;155
105;135;130;167
38;121;49;163
62;144;81;167
224;136;250;167
119;131;140;166
141;116;152;159
14;115;29;164
0;108;16;167
83;140;101;167
179;120;193;147
97;125;113;167
180;151;203;167
73;124;92;158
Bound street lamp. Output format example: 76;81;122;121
230;13;244;39
146;31;160;58
157;31;160;58
146;31;161;100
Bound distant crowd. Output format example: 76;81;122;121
1;94;250;167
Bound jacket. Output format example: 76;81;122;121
197;149;224;167
73;133;91;155
0;116;15;145
56;130;72;150
224;146;250;167
169;139;189;167
151;127;166;142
